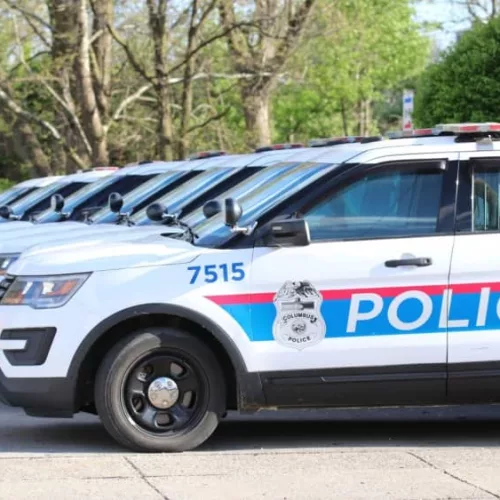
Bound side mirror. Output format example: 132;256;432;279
203;200;222;219
108;192;124;214
264;218;311;247
224;198;243;227
50;194;65;213
146;202;168;222
0;205;12;220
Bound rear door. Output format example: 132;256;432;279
448;153;500;402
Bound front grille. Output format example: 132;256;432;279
0;276;14;301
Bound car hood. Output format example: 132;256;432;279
0;221;101;240
0;223;182;254
0;220;88;233
10;232;199;275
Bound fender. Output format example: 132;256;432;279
67;303;266;410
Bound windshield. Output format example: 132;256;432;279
90;170;198;224
129;167;250;226
34;173;157;223
191;162;336;247
182;163;300;228
0;185;37;207
4;181;88;221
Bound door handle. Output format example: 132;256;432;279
384;257;432;268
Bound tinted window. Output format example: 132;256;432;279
0;186;36;206
193;163;335;247
20;182;87;220
303;166;444;241
472;168;500;231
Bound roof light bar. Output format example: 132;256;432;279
388;122;500;139
434;122;500;133
188;150;228;160
254;143;304;153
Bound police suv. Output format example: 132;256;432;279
0;146;327;278
0;176;63;208
1;122;499;453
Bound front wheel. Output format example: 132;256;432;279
94;327;226;452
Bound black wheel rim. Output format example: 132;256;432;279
122;351;205;435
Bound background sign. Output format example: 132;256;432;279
402;90;414;132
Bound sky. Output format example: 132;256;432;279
413;0;472;50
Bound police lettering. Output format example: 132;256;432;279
281;312;317;325
346;287;495;333
287;336;311;343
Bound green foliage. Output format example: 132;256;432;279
413;17;500;126
272;0;430;141
0;178;15;193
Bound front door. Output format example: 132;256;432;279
248;156;457;408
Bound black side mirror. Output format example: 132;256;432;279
0;205;12;220
264;218;311;247
50;193;65;213
108;192;124;214
224;198;243;227
203;200;222;219
147;202;168;222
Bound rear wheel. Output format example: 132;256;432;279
94;326;226;452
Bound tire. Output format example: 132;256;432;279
94;326;226;452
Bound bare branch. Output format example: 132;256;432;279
0;85;86;169
107;22;153;83
3;0;52;30
110;84;153;122
187;107;230;134
166;21;257;77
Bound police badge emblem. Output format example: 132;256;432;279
272;280;326;350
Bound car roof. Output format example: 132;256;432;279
304;135;500;166
14;176;65;188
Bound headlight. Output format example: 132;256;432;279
1;273;90;309
0;254;20;276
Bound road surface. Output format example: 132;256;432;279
2;403;500;499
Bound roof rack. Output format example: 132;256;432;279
308;136;383;147
188;150;228;160
92;166;119;171
254;143;304;153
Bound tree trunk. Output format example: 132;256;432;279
75;0;109;166
90;0;113;122
242;89;272;148
12;119;53;177
157;85;173;161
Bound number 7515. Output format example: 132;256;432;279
187;263;246;284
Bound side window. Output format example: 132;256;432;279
303;165;444;241
472;168;500;231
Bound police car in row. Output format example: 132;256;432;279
1;122;499;452
0;146;329;278
0;176;64;208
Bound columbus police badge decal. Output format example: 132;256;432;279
272;280;326;350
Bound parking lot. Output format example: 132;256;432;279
2;403;500;499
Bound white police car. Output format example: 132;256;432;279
2;122;500;453
0;146;325;278
0;176;63;208
0;168;119;226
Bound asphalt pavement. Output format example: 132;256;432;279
2;403;500;499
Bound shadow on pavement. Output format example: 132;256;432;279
2;404;500;454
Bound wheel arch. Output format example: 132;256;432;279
67;303;264;414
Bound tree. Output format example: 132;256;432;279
272;0;430;141
413;16;500;126
218;0;317;148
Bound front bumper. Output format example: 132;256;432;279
0;373;75;417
